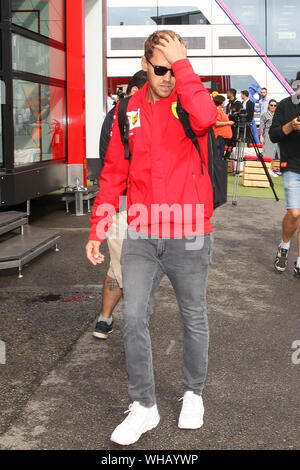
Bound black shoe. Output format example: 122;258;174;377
93;319;114;339
293;263;300;278
274;246;289;273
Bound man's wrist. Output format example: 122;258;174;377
282;121;293;135
171;55;187;65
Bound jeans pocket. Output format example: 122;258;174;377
184;232;214;265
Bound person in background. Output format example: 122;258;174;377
107;88;116;112
93;70;148;340
241;90;254;123
117;87;125;100
240;89;255;144
212;94;234;160
259;87;270;119
225;88;242;120
269;79;300;278
226;88;242;144
259;99;280;177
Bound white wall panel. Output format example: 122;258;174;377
85;0;104;159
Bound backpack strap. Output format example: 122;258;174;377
118;96;131;160
176;97;204;175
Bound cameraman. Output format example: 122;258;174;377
269;78;300;278
226;88;243;144
226;88;242;120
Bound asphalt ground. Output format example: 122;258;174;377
0;193;299;450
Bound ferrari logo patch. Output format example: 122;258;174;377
172;102;179;119
127;108;141;130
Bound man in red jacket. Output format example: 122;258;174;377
86;30;218;446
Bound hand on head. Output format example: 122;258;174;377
154;32;187;65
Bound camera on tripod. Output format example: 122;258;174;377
224;108;279;206
232;109;250;124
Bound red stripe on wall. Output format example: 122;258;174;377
66;0;86;185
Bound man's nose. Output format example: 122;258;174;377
163;70;172;81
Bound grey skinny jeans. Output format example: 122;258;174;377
120;229;214;407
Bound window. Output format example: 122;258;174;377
12;34;65;81
107;5;207;26
154;7;209;25
230;75;260;92
11;0;65;44
266;0;300;54
108;6;157;25
219;36;250;49
223;0;266;52
110;36;206;51
13;80;66;166
270;57;300;86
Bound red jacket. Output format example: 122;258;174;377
89;58;218;242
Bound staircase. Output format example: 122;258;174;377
0;211;60;278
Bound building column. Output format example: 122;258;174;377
66;0;86;187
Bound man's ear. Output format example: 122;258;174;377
141;56;148;72
130;86;139;96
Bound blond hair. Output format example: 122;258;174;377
144;30;185;60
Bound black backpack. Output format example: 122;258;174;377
118;96;227;209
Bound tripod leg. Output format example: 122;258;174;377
232;137;245;205
248;126;279;201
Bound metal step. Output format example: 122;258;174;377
0;226;60;278
0;211;28;236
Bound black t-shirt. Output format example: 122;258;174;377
269;96;300;174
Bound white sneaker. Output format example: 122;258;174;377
178;391;204;429
110;401;160;446
270;170;279;177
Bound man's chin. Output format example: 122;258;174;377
157;89;173;98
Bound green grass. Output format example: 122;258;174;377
227;173;284;200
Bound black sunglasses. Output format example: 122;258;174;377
269;104;277;107
146;58;174;77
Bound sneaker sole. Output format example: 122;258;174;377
274;261;287;273
110;414;160;446
178;418;203;430
92;329;113;340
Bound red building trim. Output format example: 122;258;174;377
66;0;86;185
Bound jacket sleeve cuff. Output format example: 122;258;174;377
172;58;193;75
88;225;105;243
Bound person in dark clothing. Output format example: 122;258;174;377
269;80;300;278
226;88;243;145
94;70;147;340
117;87;125;100
99;71;148;173
241;90;255;122
241;90;255;144
226;88;243;120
